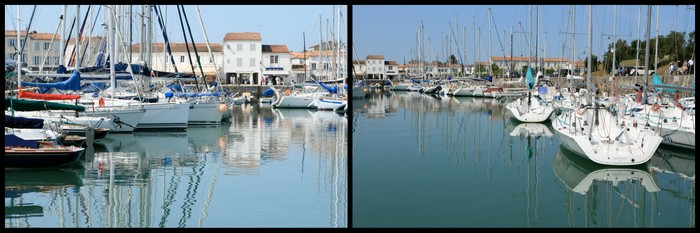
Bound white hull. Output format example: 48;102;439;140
273;94;316;109
75;109;145;133
628;104;695;149
506;97;554;123
390;84;411;91
316;98;347;111
552;108;662;166
187;102;225;125
137;103;190;129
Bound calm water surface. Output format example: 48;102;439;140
352;90;694;228
6;104;347;228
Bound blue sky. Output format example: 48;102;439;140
353;5;695;64
5;5;347;53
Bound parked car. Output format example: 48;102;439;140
612;66;632;76
629;66;655;76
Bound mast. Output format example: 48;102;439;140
536;5;539;74
654;5;659;72
636;6;641;71
61;5;66;67
75;5;81;71
473;15;476;77
16;5;21;89
643;5;652;104
195;5;222;91
587;5;592;106
303;32;307;82
612;5;616;77
488;8;492;76
109;4;116;98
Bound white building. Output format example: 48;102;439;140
365;55;384;80
352;60;366;79
5;30;62;71
261;44;291;85
129;42;223;83
307;49;346;82
222;32;262;85
384;61;399;80
289;51;309;84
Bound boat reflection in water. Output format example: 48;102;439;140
552;146;661;227
5;168;85;227
4;104;347;228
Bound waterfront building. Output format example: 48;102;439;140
5;30;62;72
261;44;291;85
222;32;262;85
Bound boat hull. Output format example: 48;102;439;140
5;147;85;168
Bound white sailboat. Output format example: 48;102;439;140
551;6;662;166
506;68;554;123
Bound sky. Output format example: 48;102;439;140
353;5;695;64
5;5;347;53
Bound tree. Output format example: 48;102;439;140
584;55;599;72
448;54;458;64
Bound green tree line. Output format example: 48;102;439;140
601;31;695;73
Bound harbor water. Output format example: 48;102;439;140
352;90;694;228
5;104;347;228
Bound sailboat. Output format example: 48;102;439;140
506;67;554;122
5;114;85;168
551;6;662;166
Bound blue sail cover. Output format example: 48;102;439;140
652;73;678;93
526;67;534;90
312;79;338;94
5;115;44;129
5;134;39;148
22;70;81;93
262;88;275;97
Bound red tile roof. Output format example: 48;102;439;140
262;44;289;53
5;30;61;40
366;55;384;60
223;32;261;41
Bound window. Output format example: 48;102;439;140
180;56;185;63
270;55;278;64
226;44;230;49
236;58;242;67
44;57;50;65
44;42;50;50
34;42;39;50
54;43;60;50
250;43;255;51
388;66;393;71
237;44;243;51
323;63;328;70
8;39;15;47
54;56;59;65
311;63;316;70
33;56;40;65
249;58;255;67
